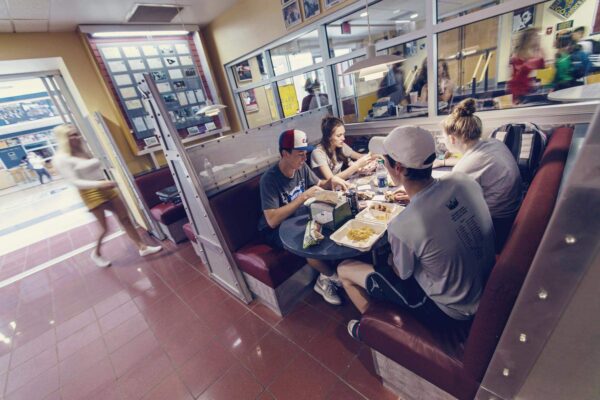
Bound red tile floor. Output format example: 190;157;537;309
0;215;119;282
0;232;400;400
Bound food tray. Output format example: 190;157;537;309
355;202;404;225
330;219;386;252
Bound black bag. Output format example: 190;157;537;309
156;185;181;204
490;122;547;185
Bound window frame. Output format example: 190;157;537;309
225;0;585;131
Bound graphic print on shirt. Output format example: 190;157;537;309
447;195;485;260
279;179;306;205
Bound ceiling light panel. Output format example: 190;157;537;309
7;0;50;19
13;19;48;32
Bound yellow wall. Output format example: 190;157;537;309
0;32;152;175
202;0;358;131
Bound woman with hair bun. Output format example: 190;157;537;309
53;124;162;267
441;98;521;251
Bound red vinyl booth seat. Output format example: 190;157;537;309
208;175;305;289
134;168;186;225
150;202;186;225
359;126;574;399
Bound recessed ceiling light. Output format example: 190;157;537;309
393;9;400;14
395;20;410;24
360;12;368;17
410;13;419;19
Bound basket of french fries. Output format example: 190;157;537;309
330;219;386;252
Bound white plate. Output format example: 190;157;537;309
356;202;404;225
330;219;386;252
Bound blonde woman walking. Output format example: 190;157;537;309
53;124;161;267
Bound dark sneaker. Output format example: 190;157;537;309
347;319;361;340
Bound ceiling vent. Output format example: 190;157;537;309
127;4;183;23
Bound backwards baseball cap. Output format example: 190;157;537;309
279;129;314;152
369;125;436;169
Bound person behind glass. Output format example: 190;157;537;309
27;152;52;184
508;28;545;104
553;33;576;91
300;78;329;112
310;116;374;181
376;63;407;107
258;129;348;305
409;59;428;103
52;124;162;268
440;98;521;252
569;27;591;83
438;61;455;104
338;125;495;340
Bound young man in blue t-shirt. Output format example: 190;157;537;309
259;129;347;305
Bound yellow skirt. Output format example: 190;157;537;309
79;188;119;210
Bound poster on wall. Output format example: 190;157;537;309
278;84;300;117
283;1;302;30
241;89;259;113
549;0;586;19
324;0;344;9
235;60;253;82
302;0;321;20
512;6;535;32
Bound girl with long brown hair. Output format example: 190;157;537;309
310;116;373;181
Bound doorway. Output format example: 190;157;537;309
0;73;120;279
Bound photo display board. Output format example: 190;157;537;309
93;37;220;152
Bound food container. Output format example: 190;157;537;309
355;202;404;225
330;219;386;252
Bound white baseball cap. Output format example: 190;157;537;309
369;125;436;169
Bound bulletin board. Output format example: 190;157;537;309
88;34;222;154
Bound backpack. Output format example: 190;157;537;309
490;122;547;185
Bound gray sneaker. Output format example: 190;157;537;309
313;275;342;306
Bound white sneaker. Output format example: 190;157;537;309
90;251;111;268
313;275;342;306
347;319;361;340
139;245;162;257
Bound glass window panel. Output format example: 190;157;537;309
276;69;329;118
326;0;425;58
231;54;268;88
437;0;598;115
239;85;279;129
437;0;504;22
271;30;321;76
334;37;428;123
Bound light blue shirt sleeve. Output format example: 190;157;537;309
389;231;417;280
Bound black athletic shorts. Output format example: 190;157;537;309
365;267;463;328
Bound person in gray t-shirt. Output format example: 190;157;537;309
338;125;495;339
259;129;348;306
440;98;522;251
